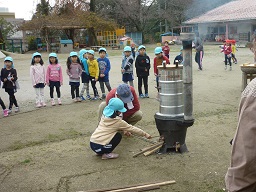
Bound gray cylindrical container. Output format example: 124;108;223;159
157;65;183;117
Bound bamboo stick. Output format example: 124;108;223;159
143;145;162;156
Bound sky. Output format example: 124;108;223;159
0;0;55;20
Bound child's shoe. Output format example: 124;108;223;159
36;102;42;108
92;96;99;100
76;97;82;102
80;95;85;101
101;94;106;99
3;109;8;117
73;98;77;102
8;109;12;114
15;107;19;113
139;94;144;98
144;93;149;98
51;99;55;106
86;95;91;100
102;153;119;160
41;102;46;107
58;98;62;105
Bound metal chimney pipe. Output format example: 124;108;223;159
180;33;195;121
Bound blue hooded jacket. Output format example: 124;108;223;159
79;49;89;75
97;57;111;80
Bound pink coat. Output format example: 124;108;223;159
46;64;63;84
30;64;46;86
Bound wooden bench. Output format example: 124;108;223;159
90;46;102;51
112;45;121;50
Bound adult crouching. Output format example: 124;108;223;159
98;84;142;126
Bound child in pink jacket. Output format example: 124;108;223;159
46;53;63;106
30;52;46;107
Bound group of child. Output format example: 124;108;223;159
1;43;174;117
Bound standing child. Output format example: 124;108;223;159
231;40;238;64
221;41;232;71
79;49;90;100
46;53;63;106
87;50;99;100
131;43;136;58
121;46;134;87
97;47;112;99
90;98;151;160
162;41;170;59
153;47;170;94
30;52;46;107
1;56;19;113
135;45;150;98
66;52;83;102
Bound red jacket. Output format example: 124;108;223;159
162;45;170;55
222;45;232;55
106;86;140;121
153;56;170;75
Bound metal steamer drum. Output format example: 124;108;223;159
157;65;184;117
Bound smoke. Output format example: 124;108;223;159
185;0;233;20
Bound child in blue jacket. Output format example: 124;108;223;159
97;47;112;99
79;49;91;100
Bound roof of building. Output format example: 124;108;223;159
184;0;256;24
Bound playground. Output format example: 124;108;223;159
0;44;253;191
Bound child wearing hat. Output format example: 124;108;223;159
1;56;19;113
90;97;151;160
135;45;150;98
30;52;47;107
97;47;112;99
79;49;91;100
66;51;83;102
153;47;170;95
46;53;63;105
121;46;134;87
87;49;100;100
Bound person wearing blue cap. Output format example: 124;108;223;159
87;49;100;100
1;56;19;113
135;45;150;98
121;46;134;87
46;53;63;105
153;47;170;99
66;51;83;102
90;98;151;160
79;49;91;100
97;47;112;99
30;52;47;107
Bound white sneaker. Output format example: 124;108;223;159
51;99;55;106
58;98;62;105
15;107;19;113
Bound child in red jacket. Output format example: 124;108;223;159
221;41;232;71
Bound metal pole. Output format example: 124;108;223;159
180;33;195;120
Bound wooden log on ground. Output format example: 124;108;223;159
143;145;162;156
133;141;164;158
81;180;176;192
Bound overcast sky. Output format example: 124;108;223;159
0;0;55;20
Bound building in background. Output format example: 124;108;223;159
183;0;256;45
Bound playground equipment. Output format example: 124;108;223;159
97;28;125;47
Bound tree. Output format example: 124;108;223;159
0;18;15;50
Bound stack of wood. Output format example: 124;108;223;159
133;141;164;158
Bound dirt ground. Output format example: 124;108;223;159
0;44;254;192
